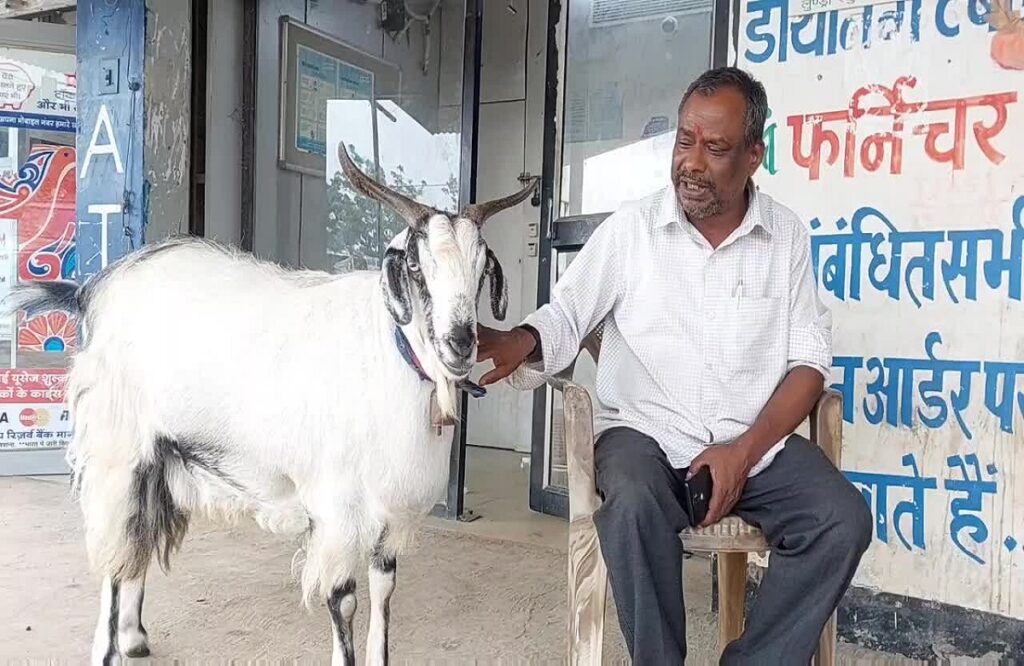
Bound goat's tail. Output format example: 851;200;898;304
0;280;81;318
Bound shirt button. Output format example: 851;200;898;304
704;362;712;371
707;310;715;321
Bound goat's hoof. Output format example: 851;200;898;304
123;645;150;658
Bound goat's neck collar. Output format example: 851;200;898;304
393;326;486;398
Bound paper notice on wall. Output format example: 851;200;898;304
566;84;624;144
0;46;76;133
295;45;373;157
0;368;72;451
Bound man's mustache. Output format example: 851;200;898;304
676;170;715;189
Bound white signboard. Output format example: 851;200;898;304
789;0;896;18
739;0;1024;620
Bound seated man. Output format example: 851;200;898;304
477;67;872;664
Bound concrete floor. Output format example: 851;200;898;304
0;446;922;663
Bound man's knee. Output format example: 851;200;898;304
827;481;873;555
597;475;666;527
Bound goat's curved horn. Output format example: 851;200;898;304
462;176;539;226
337;142;435;228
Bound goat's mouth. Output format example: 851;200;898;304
440;360;473;380
435;346;475;379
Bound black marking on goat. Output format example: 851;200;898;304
103;579;120;665
156;435;243;491
7;280;81;318
371;528;396;573
483;248;508;321
402;232;441;346
370;529;395;666
381;246;412;325
121;438;193;580
328;579;357;663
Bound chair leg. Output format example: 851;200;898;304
814;610;837;666
717;552;747;655
568;515;608;666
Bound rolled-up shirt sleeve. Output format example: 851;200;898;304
508;210;626;389
787;225;832;380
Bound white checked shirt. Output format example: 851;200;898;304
511;184;832;475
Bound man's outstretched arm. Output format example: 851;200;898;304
477;211;627;385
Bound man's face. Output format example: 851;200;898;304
671;87;764;222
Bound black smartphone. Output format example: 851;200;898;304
684;465;713;526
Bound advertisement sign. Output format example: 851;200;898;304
0;46;76;133
0;368;71;451
738;0;1024;619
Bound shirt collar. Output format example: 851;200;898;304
656;181;773;238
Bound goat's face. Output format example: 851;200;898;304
383;218;503;377
337;142;537;380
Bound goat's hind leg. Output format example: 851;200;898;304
117;570;150;657
84;436;189;664
91;576;121;665
366;536;396;666
90;571;150;665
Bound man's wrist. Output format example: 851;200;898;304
514;325;543;363
730;434;763;471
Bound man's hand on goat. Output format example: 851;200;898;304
687;441;757;528
476;324;536;386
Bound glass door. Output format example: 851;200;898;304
530;0;727;517
276;3;476;518
0;19;76;477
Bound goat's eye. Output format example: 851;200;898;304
407;259;420;273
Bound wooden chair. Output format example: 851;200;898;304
542;323;842;665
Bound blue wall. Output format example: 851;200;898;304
75;0;147;282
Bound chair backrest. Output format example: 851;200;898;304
580;320;605;365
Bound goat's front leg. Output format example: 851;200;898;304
328;579;358;665
366;546;397;666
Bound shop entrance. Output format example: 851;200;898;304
528;0;730;516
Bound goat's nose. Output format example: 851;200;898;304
447;325;475;356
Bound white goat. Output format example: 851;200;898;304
7;143;536;665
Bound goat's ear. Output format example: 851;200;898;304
381;247;412;325
485;248;508;321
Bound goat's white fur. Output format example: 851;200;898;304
11;211;502;663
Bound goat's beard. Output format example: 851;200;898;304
434;378;459;421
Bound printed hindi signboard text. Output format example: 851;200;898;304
740;0;1024;620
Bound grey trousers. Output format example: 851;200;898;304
592;427;872;665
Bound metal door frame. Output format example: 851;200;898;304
434;0;483;521
528;0;734;518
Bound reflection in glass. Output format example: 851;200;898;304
560;1;713;216
0;45;76;461
546;2;716;494
326;100;461;272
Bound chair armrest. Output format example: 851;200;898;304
563;380;602;521
809;388;843;468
